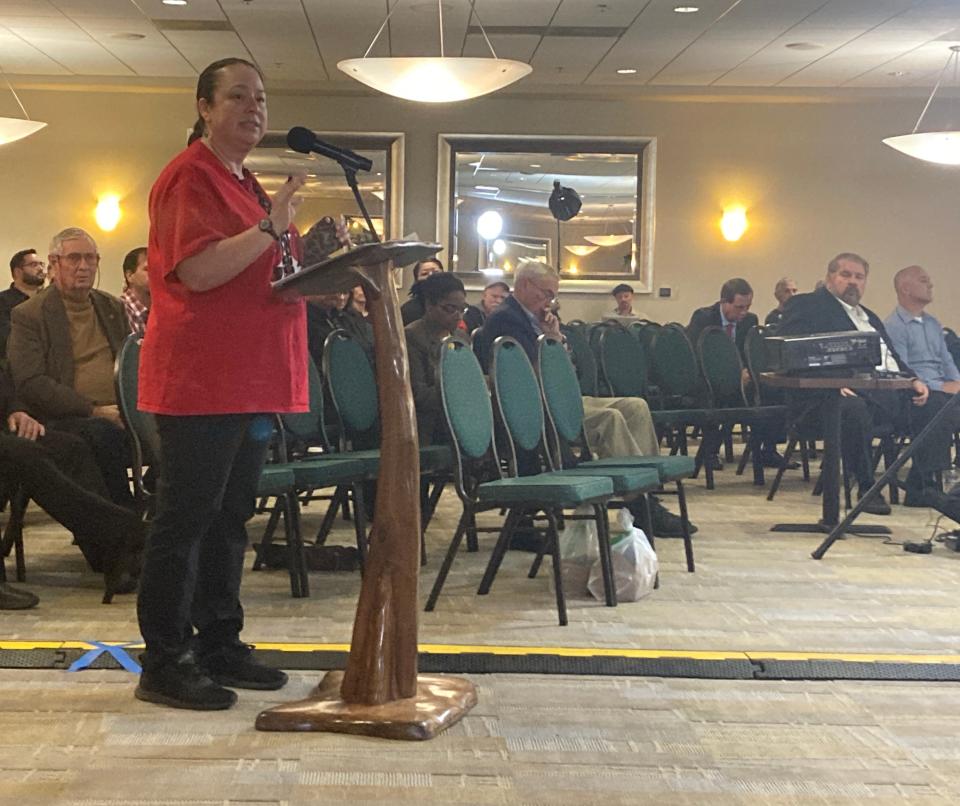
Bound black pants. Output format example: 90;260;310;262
136;414;271;667
0;430;140;572
802;390;960;491
49;416;134;509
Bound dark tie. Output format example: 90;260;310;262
725;323;734;339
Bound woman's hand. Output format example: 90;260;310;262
269;174;306;233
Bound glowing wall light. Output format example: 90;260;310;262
720;205;748;242
94;194;122;232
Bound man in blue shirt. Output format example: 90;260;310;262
884;265;960;505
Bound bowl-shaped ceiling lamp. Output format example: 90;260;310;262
338;0;531;103
882;46;960;166
583;234;633;247
0;67;46;146
564;244;599;256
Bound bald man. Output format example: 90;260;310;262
884;265;960;505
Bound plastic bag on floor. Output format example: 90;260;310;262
588;507;658;602
553;504;599;598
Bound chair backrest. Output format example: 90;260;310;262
944;327;960;369
560;323;599;396
698;326;746;407
634;321;662;354
491;337;550;473
537;335;588;465
114;334;160;503
743;325;771;405
439;336;500;499
280;356;330;447
649;323;700;400
323;329;379;445
599;323;648;398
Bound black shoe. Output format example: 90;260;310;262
650;501;698;538
857;490;891;516
102;521;146;605
706;454;723;472
198;643;288;691
760;451;799;470
0;582;39;610
135;654;237;710
927;491;960;523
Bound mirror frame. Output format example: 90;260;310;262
436;133;656;293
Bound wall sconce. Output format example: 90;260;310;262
720;205;748;242
95;194;122;232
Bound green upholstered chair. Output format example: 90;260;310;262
537;335;696;573
424;336;616;626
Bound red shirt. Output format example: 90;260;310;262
139;140;308;415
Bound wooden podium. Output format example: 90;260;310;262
256;241;477;740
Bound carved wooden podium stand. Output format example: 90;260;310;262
256;242;477;740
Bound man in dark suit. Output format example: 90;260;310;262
687;278;788;468
778;252;932;514
687;277;758;362
7;227;133;508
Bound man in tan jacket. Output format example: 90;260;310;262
7;227;133;508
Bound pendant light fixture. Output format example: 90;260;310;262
0;64;46;146
585;205;633;247
882;45;960;166
338;0;532;103
564;244;599;257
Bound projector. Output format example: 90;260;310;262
764;331;882;374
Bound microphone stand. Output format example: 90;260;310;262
340;164;381;244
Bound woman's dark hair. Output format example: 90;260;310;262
187;57;264;146
412;257;444;281
412;272;464;306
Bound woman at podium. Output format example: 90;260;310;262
135;58;307;711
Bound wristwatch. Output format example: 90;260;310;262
258;217;280;241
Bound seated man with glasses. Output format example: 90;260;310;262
473;260;694;538
0;248;47;363
7;227;134;509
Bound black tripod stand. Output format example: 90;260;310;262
813;387;960;559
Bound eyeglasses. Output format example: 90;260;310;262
23;260;45;270
437;303;469;315
530;282;557;302
57;252;101;266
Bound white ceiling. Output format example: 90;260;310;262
0;0;958;91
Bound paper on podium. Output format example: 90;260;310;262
272;240;442;297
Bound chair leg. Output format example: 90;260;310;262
800;440;811;481
593;503;616;607
252;498;283;571
478;507;523;596
351;483;368;575
465;512;479;553
723;425;735;463
767;436;797;501
676;481;695;573
750;431;765;487
424;509;470;612
638;493;659;590
735;439;751;476
313;485;346;546
281;492;309;598
543;508;568;626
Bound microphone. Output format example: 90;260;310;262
286;126;373;173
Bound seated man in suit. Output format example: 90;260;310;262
883;265;960;505
7;227;133;509
779;252;932;515
474;260;693;537
687;278;788;469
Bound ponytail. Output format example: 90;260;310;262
187;117;205;146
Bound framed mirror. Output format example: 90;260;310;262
437;134;655;293
249;131;404;246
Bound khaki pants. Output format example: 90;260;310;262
581;396;659;458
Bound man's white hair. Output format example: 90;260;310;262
49;227;97;256
514;259;557;284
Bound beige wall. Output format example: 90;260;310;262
2;84;957;328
